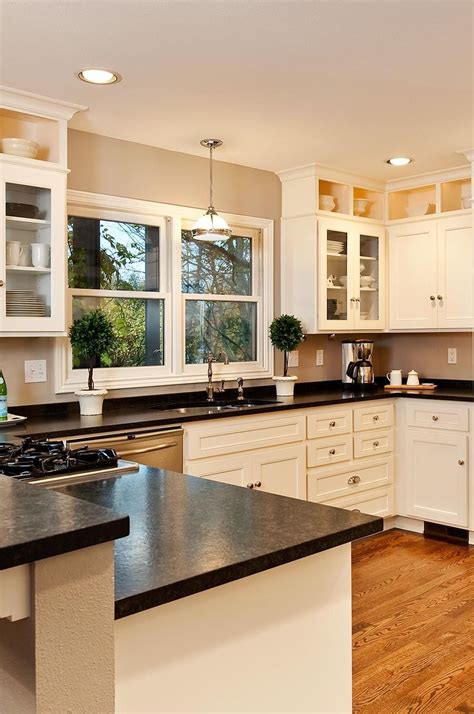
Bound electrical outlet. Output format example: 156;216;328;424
448;348;457;365
316;349;324;366
24;360;47;383
288;350;299;368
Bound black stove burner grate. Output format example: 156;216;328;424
0;438;118;480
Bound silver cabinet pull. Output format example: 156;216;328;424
119;441;178;457
373;440;379;447
329;421;336;427
373;415;379;421
437;295;443;300
348;475;361;485
432;415;439;421
0;280;3;287
352;508;361;512
329;448;336;455
458;459;465;466
246;482;254;489
254;481;262;488
430;295;436;301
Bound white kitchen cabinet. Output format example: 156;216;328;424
250;444;306;498
401;428;468;527
389;216;473;330
318;218;386;331
185;453;251;487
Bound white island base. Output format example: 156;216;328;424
116;543;352;714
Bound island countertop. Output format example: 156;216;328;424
54;465;383;619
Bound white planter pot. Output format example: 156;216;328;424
272;376;298;397
75;389;108;416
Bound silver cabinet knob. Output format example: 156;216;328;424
0;280;3;287
430;295;436;301
458;459;465;466
347;475;361;485
246;482;254;489
329;448;336;455
254;481;262;488
432;415;439;421
329;421;336;427
437;295;443;300
373;440;379;447
373;415;379;421
352;508;361;513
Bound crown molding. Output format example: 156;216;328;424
456;148;474;163
0;85;86;121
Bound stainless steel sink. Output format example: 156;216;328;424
153;399;281;414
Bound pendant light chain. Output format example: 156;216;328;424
209;143;213;209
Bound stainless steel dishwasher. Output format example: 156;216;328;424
63;425;183;471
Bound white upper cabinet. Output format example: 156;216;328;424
389;216;473;330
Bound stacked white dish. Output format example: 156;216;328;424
2;138;39;159
328;240;345;254
6;290;47;317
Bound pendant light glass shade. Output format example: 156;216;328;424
192;139;231;241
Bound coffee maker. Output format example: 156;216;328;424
342;340;375;387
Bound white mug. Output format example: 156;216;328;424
406;370;420;386
31;243;50;268
6;241;23;266
18;244;32;267
386;369;403;386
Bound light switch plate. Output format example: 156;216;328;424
24;360;47;383
316;349;324;366
448;348;457;364
288;350;299;367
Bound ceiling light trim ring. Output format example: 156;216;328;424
77;69;122;85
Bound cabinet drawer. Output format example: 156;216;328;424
324;486;394;518
353;403;393;432
307;457;393;502
353;429;393;458
185;414;305;460
307;409;352;439
307;434;352;468
406;403;469;432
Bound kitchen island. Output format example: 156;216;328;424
0;464;381;713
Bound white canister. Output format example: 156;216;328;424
31;243;50;268
386;369;403;386
406;370;420;386
6;241;23;266
18;244;32;267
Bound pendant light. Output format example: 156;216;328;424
192;139;232;241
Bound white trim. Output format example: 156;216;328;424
56;191;274;393
0;85;86;120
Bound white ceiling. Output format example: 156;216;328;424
1;0;472;180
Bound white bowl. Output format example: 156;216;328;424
360;275;376;287
462;196;472;209
319;194;336;211
353;198;370;216
406;202;429;217
339;276;348;288
2;138;39;159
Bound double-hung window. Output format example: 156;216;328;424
56;192;273;392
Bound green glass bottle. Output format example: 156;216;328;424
0;370;7;421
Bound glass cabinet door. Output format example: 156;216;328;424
355;228;385;329
319;220;354;329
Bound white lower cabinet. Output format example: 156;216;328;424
401;428;468;527
324;487;394;518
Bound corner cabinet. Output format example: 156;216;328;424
0;164;67;335
389;215;473;330
318;218;386;331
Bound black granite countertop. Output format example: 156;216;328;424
0;474;129;570
5;381;474;440
55;466;382;619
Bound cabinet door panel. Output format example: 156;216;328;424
353;228;386;330
318;219;355;330
252;444;306;499
324;486;394;518
437;216;473;329
389;221;438;329
404;428;468;527
185;454;251;487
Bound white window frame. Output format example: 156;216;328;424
55;190;274;393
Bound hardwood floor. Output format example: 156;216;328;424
352;529;474;714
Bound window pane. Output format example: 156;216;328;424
68;217;159;291
181;230;252;295
185;300;256;364
72;296;164;367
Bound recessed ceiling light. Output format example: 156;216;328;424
386;157;413;167
77;69;121;85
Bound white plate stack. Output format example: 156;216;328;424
6;290;48;317
327;240;345;255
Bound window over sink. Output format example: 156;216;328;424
55;191;273;392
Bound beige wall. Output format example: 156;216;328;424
0;130;472;406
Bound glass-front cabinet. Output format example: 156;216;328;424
0;164;66;334
318;218;385;330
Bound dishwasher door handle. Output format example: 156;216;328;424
118;441;178;457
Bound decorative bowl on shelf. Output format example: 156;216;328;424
360;276;376;287
462;196;472;209
339;276;348;288
6;202;39;218
353;198;371;216
2;137;39;159
319;194;336;212
406;202;429;217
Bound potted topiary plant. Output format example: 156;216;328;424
69;309;115;416
269;314;305;397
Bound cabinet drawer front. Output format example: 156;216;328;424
406;403;469;431
353;429;393;458
353;403;393;432
307;457;393;502
185;415;305;460
324;486;394;518
184;455;249;487
306;434;352;468
307;409;352;439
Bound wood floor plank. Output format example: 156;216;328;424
352;529;474;714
